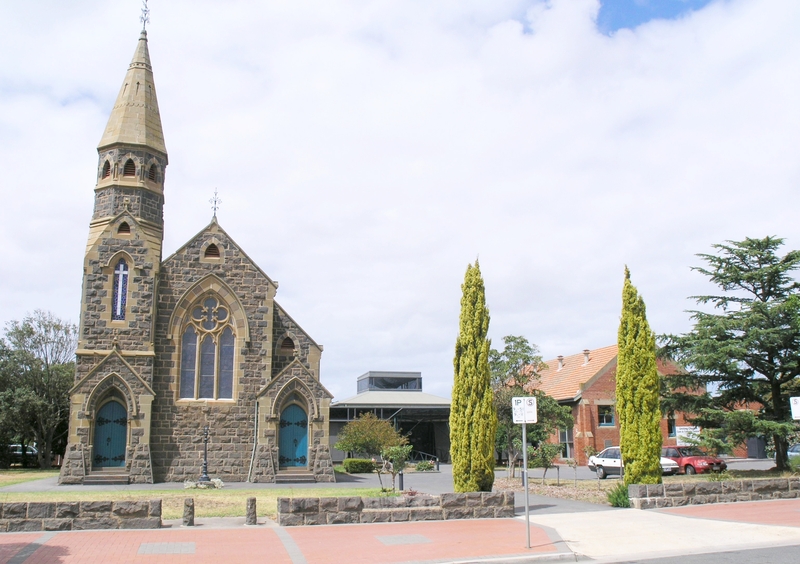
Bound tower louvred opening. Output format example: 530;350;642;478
102;161;111;178
118;222;131;234
148;164;157;181
204;244;220;258
123;159;136;177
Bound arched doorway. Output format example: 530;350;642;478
93;400;127;468
279;404;308;467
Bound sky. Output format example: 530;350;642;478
0;0;798;401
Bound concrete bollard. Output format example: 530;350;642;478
246;497;257;526
183;498;195;527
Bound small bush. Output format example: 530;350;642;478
706;470;733;482
415;460;434;472
343;458;376;473
607;482;630;508
788;456;800;474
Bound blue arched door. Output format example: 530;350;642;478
279;404;308;467
94;400;127;468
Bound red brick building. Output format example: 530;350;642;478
528;345;695;465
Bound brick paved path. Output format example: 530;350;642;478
0;519;566;564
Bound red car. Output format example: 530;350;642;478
661;446;727;475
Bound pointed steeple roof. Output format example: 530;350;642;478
98;30;167;156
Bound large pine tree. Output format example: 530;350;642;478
450;260;496;492
617;267;662;485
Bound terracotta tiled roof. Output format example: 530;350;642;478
527;344;619;402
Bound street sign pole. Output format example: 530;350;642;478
512;396;536;550
522;421;530;549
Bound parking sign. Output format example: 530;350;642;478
512;396;537;424
791;397;800;420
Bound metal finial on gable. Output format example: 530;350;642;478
210;189;222;218
140;0;150;31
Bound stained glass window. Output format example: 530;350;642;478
179;327;196;398
112;259;129;320
179;295;235;400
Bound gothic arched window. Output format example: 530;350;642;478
179;296;235;400
111;258;129;320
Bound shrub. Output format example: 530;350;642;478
706;470;733;482
607;482;630;508
415;460;434;472
342;458;376;473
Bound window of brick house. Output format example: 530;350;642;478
668;413;676;437
559;427;574;458
598;405;614;427
179;295;235;400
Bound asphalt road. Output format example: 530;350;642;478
613;544;800;564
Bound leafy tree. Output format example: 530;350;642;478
0;311;76;469
527;442;564;484
617;268;662;485
334;413;407;457
490;335;573;479
491;335;547;477
450;260;496;492
661;237;800;470
380;444;413;491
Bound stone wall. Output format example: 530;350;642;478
629;478;800;509
277;492;515;526
0;500;161;532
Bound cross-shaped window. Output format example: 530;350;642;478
112;259;129;320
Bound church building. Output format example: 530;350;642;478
59;29;334;485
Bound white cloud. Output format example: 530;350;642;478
0;0;798;400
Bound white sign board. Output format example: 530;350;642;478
512;396;537;424
791;397;800;421
676;426;700;447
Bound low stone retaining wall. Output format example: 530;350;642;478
278;492;515;526
629;478;800;509
0;500;162;532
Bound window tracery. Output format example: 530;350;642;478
179;295;235;400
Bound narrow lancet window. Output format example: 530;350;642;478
102;161;111;179
218;327;234;399
111;259;129;320
123;159;136;177
180;327;197;398
148;164;157;181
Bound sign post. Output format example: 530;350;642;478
791;397;800;421
512;396;537;549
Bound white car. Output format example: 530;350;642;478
588;446;679;479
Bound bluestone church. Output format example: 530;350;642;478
59;29;335;485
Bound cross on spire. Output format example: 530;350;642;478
140;0;150;31
210;189;222;218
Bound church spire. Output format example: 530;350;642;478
98;30;167;157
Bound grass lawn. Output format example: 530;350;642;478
0;486;387;520
0;469;60;488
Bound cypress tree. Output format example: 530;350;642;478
617;267;662;485
450;260;497;492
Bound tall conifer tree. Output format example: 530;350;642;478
450;260;496;492
617;267;662;485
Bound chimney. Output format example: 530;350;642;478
583;349;590;365
557;355;564;371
